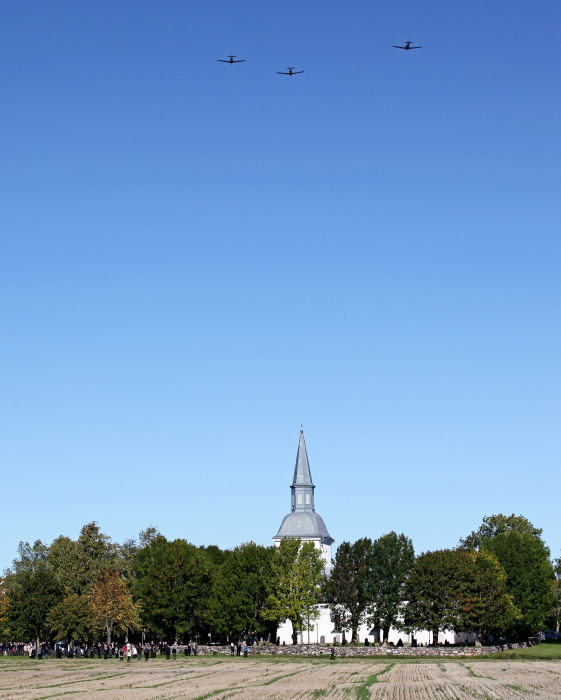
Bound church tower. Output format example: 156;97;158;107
273;429;334;569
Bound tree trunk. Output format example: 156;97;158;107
432;628;439;645
383;626;390;645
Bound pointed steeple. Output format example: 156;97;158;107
292;428;314;488
291;428;315;512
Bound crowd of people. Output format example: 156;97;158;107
0;640;206;660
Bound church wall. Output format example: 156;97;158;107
276;605;476;647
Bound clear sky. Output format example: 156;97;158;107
1;1;560;571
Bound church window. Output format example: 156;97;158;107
305;493;310;504
297;494;302;505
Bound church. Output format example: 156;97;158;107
273;429;472;646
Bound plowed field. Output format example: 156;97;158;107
1;656;560;699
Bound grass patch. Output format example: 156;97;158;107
488;643;561;661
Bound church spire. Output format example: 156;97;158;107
291;428;315;512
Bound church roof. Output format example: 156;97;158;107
292;429;314;487
274;511;333;544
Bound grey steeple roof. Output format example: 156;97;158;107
292;429;314;488
274;511;333;542
273;428;334;545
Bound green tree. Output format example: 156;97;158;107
552;556;561;633
402;549;473;644
262;539;325;644
133;536;211;642
324;538;375;643
459;550;519;641
369;532;415;644
206;543;274;640
6;567;63;647
460;514;542;550
47;593;95;642
10;540;49;575
483;531;553;637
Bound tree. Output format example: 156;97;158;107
402;549;474;644
459;550;519;641
460;514;542;551
460;514;554;639
552;556;561;633
0;582;9;642
369;532;415;643
88;570;140;644
6;567;63;647
324;538;375;643
133;536;211;642
206;543;274;640
10;540;49;575
483;531;553;637
403;548;521;644
47;593;95;642
262;539;325;644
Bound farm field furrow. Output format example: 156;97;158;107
0;657;560;699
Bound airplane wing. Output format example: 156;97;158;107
233;59;246;63
217;59;229;62
392;45;407;49
277;71;289;74
410;46;422;49
292;70;304;74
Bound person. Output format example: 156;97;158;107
330;646;335;661
144;645;150;661
230;642;235;656
236;642;241;657
172;645;177;660
243;644;248;657
126;644;132;662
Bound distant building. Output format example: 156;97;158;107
273;429;334;571
273;429;475;646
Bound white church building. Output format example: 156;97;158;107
273;429;474;646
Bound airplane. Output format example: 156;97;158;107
217;55;246;64
276;67;304;76
392;41;422;50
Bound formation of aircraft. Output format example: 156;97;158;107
392;41;422;50
276;67;304;76
217;42;423;74
217;55;246;64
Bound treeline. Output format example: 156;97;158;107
325;516;560;644
0;514;559;646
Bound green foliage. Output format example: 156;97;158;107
262;539;324;640
10;540;49;575
47;593;95;642
325;538;375;642
483;531;553;636
369;532;415;641
402;550;469;643
205;542;274;640
465;550;519;638
133;535;211;641
6;567;63;643
460;514;543;551
403;548;519;643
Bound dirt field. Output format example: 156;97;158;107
1;656;560;699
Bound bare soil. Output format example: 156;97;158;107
0;656;560;699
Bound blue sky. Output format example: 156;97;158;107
1;0;560;570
